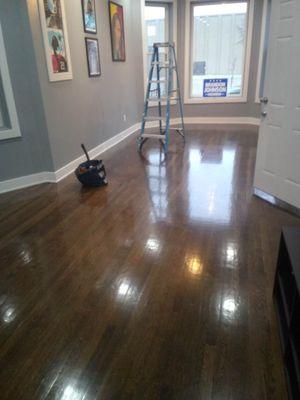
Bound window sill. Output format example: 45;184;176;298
0;127;21;141
184;96;248;105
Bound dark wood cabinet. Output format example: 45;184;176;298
274;228;300;400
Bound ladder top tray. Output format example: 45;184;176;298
153;42;175;48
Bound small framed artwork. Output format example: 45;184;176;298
38;0;73;82
85;38;101;77
109;1;126;62
81;0;97;34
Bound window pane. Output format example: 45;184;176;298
145;6;166;51
145;5;168;97
0;74;11;130
191;2;248;98
0;107;3;129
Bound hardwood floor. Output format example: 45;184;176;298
0;126;299;399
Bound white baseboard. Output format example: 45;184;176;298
0;172;56;194
182;117;260;126
172;116;260;126
0;117;260;194
145;117;260;129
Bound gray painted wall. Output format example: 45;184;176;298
28;0;145;171
0;0;54;181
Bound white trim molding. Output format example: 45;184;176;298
255;0;268;103
145;116;260;128
0;118;259;194
0;22;21;141
184;0;255;105
173;116;260;126
0;172;56;194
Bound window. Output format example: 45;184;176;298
145;4;169;52
144;3;169;98
185;0;254;103
0;22;21;140
142;1;177;101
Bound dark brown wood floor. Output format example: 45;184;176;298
0;126;299;400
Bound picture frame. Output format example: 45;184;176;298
85;38;101;77
109;1;126;62
81;0;97;34
38;0;73;82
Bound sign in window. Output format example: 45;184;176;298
203;78;228;98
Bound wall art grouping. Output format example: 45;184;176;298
109;1;126;62
38;0;73;82
39;1;126;82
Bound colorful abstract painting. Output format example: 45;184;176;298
85;38;101;77
109;1;126;62
39;0;73;81
82;0;97;34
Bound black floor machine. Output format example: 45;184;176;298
75;144;108;187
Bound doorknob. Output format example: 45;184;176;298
260;97;268;104
261;111;268;117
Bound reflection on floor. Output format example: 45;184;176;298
0;125;299;399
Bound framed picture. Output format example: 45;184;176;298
109;1;126;62
38;0;73;81
85;38;101;77
81;0;97;34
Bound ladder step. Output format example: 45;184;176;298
149;80;167;84
142;134;166;140
143;116;165;121
151;61;169;66
154;42;175;48
151;62;175;69
160;66;176;70
147;97;179;102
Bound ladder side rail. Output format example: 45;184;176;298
156;48;163;135
172;45;185;140
164;46;173;153
139;48;157;148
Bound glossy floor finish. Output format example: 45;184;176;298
0;126;299;400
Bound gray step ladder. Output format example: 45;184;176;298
138;42;185;153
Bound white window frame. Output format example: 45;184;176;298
141;0;177;106
0;22;21;140
255;0;269;103
184;0;254;104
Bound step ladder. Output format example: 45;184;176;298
138;42;185;153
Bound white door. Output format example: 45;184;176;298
254;0;300;209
